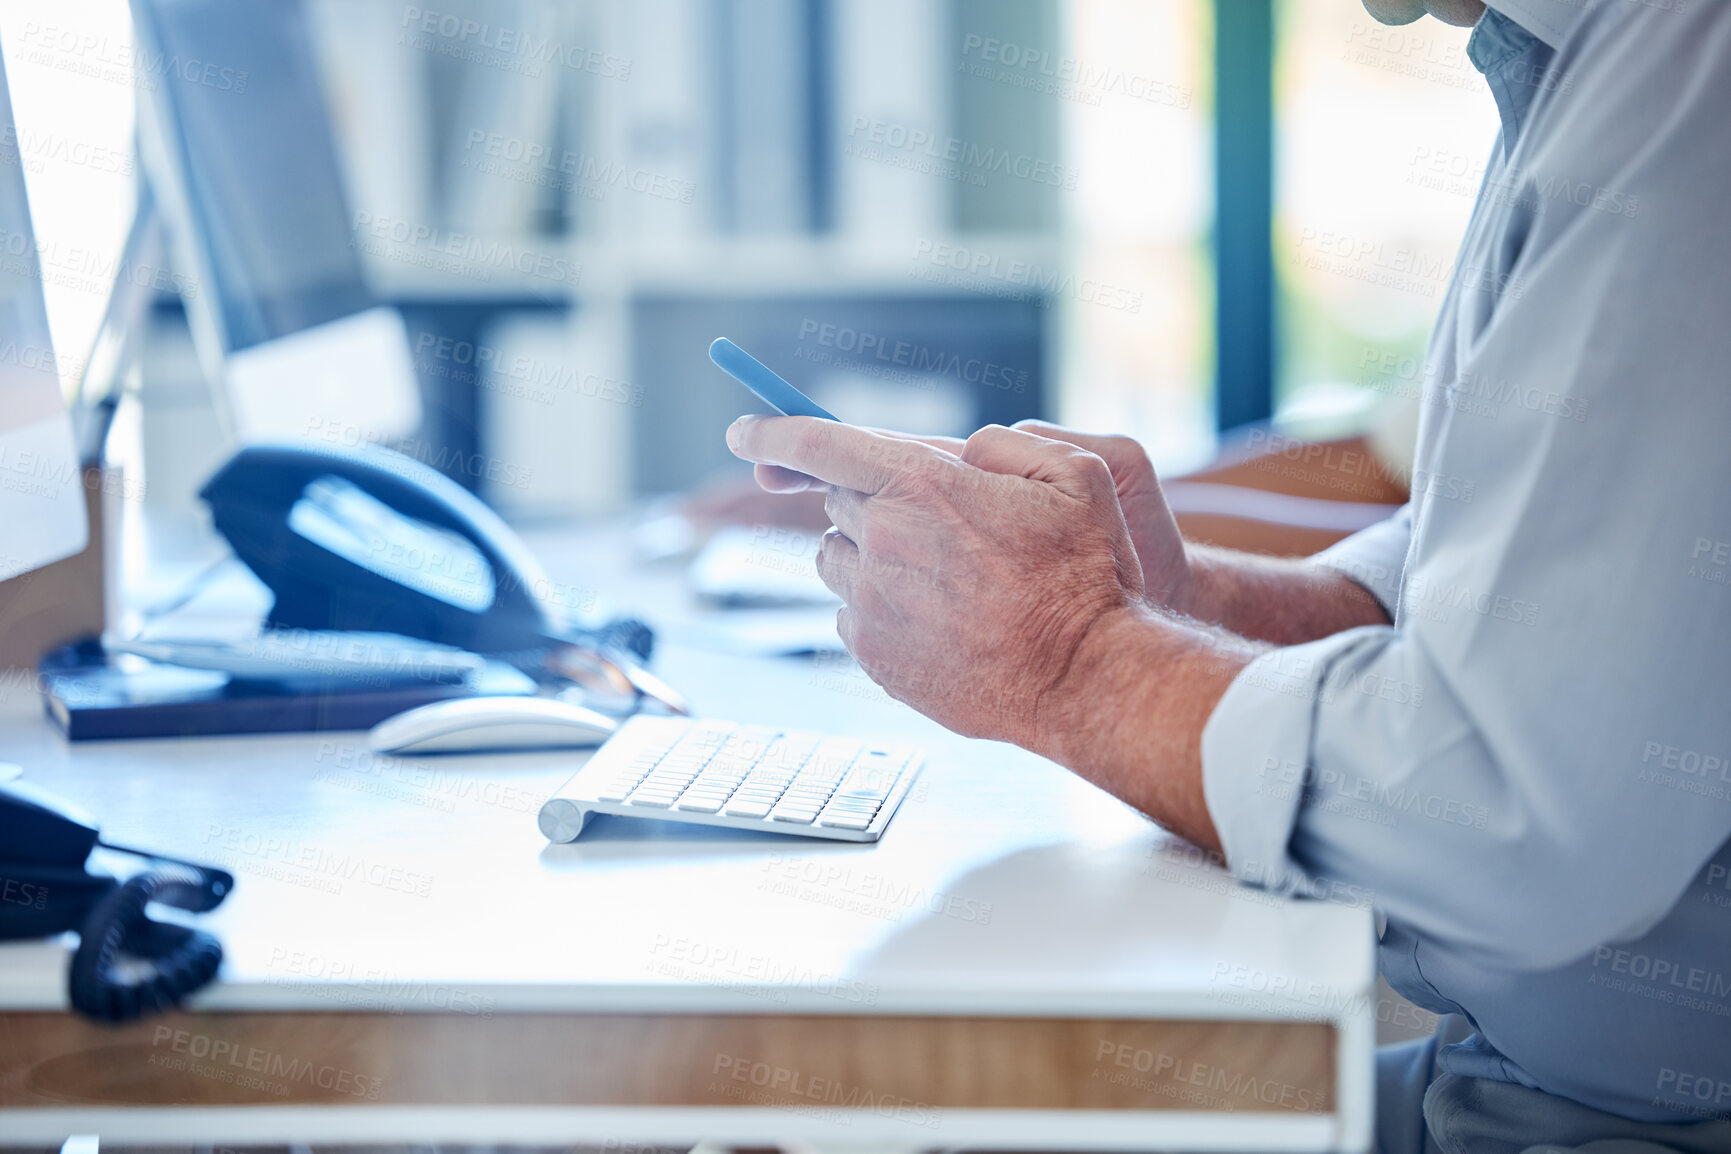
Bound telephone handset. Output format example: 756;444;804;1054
202;442;581;655
0;778;234;1021
199;443;681;709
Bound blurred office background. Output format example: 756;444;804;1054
0;0;1495;529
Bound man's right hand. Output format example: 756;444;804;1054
1008;420;1393;643
1006;420;1197;614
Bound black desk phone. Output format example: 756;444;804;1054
199;443;678;707
201;442;632;655
0;777;234;1021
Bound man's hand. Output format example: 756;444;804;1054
1005;420;1394;644
726;416;1144;753
757;416;1199;612
1006;420;1195;613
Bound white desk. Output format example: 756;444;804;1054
0;524;1375;1152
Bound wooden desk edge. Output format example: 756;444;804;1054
2;1010;1338;1117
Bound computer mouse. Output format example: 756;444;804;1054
367;696;618;755
0;779;101;867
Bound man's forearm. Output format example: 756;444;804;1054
1034;548;1389;850
1041;605;1265;855
1182;545;1390;644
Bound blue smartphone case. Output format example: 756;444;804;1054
709;337;839;421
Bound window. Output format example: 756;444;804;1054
1059;0;1213;473
1275;1;1497;431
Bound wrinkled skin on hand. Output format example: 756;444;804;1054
727;417;1144;752
1004;420;1195;613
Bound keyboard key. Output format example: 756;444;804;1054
630;780;682;794
742;776;794;792
629;780;681;794
834;767;899;800
724;800;775;818
818;813;873;830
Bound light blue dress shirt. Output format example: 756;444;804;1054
1201;0;1731;1125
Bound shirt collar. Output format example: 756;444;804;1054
1468;5;1558;155
1483;0;1582;50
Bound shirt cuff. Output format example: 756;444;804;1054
1199;628;1384;898
1312;505;1413;617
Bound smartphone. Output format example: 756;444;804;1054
708;337;839;421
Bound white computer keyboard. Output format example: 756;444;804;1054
537;717;922;843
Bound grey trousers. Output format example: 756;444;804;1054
1375;1015;1731;1154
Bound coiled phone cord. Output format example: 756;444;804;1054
68;865;225;1022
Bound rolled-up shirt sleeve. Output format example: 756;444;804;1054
1313;506;1413;618
1202;577;1731;974
1199;1;1731;974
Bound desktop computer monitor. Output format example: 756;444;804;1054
0;43;87;581
130;0;420;444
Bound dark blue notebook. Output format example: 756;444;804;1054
38;641;537;741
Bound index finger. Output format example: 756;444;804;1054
727;415;937;494
862;426;966;457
